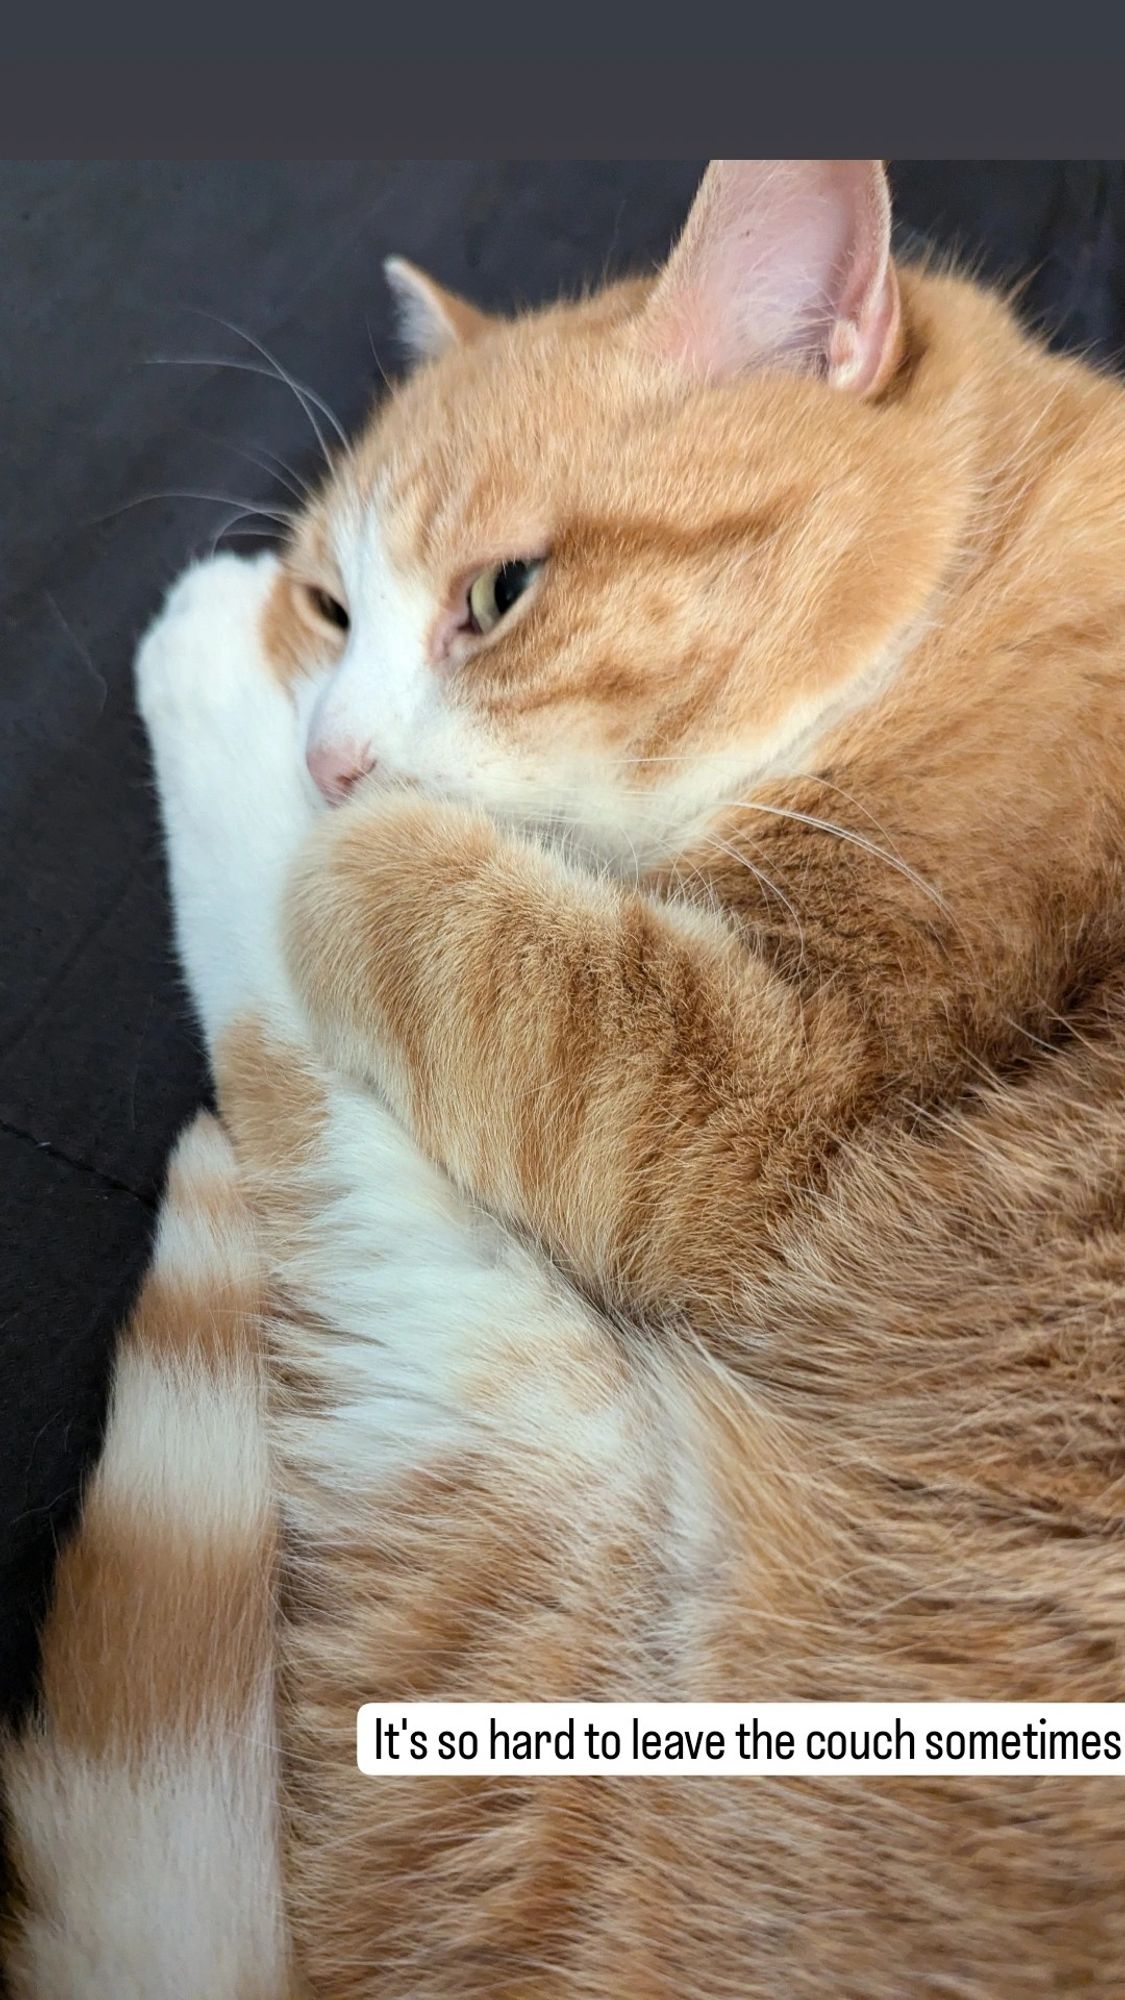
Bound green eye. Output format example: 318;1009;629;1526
466;558;541;636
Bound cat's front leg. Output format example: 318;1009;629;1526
283;785;841;1320
135;551;320;1054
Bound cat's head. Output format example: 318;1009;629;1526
269;159;960;864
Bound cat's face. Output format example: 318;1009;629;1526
269;162;939;865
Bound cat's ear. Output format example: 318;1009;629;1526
383;256;491;364
641;160;902;397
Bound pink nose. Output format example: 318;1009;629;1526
306;738;376;805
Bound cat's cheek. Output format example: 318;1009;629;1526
259;566;338;696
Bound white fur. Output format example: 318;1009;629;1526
7;1729;287;2000
305;497;438;783
135;552;317;1055
164;1108;244;1187
96;1348;269;1542
152;1199;257;1292
138;552;649;1500
270;1067;641;1515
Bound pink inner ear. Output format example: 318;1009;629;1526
644;160;900;396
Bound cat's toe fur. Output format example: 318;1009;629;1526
135;550;281;729
135;550;316;1054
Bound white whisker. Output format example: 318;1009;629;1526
89;488;294;531
723;797;950;920
146;354;343;471
185;425;314;508
695;832;808;966
207;510;284;559
175;307;350;454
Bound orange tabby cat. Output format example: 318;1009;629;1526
6;159;1125;1998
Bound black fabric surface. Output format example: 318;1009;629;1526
2;162;1124;1728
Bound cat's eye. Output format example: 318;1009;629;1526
303;584;350;633
465;558;541;637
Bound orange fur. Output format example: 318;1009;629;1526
286;228;1125;1325
8;160;1125;1998
269;164;1125;1993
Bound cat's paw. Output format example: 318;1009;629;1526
136;550;284;742
137;551;318;1056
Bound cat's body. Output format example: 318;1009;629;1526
5;160;1125;1997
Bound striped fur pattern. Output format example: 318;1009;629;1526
6;160;1125;1995
2;1115;289;1998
